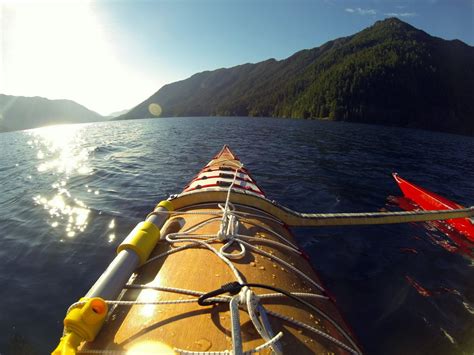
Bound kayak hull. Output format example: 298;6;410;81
393;173;474;241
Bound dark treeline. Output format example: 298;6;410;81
119;18;474;136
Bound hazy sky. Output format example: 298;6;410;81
1;0;473;115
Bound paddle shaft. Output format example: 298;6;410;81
85;206;170;300
168;191;474;227
288;207;474;227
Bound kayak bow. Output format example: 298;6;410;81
54;145;362;355
393;173;474;241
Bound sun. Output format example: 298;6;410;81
1;0;151;115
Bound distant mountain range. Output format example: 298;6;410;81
118;18;474;136
108;108;130;118
2;18;473;136
0;94;104;132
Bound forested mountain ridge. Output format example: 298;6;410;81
0;95;104;132
118;18;474;136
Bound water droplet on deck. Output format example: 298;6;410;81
194;339;212;351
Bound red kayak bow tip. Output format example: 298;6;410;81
213;144;239;160
393;173;474;242
183;146;265;196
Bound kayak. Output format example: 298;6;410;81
54;145;362;354
393;173;474;242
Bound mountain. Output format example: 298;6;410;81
118;18;474;136
0;95;104;132
107;108;130;118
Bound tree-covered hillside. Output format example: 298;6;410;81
119;18;474;136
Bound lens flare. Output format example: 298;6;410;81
148;103;162;117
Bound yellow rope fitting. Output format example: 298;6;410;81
52;332;82;355
52;298;108;355
117;221;161;265
156;200;174;211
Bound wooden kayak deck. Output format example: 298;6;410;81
84;204;358;354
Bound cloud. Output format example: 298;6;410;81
345;7;377;15
384;12;417;17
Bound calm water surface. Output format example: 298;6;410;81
0;117;473;354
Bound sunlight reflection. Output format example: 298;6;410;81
463;301;474;314
29;125;93;175
107;218;116;243
29;124;93;238
139;276;162;317
126;341;174;354
108;233;116;243
33;193;90;237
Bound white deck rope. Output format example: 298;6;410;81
229;295;243;354
125;283;330;302
149;206;287;226
125;284;330;302
242;287;283;355
267;310;361;354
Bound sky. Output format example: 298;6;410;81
1;0;473;115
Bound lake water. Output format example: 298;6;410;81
0;117;473;354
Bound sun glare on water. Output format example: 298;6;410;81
29;124;93;238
